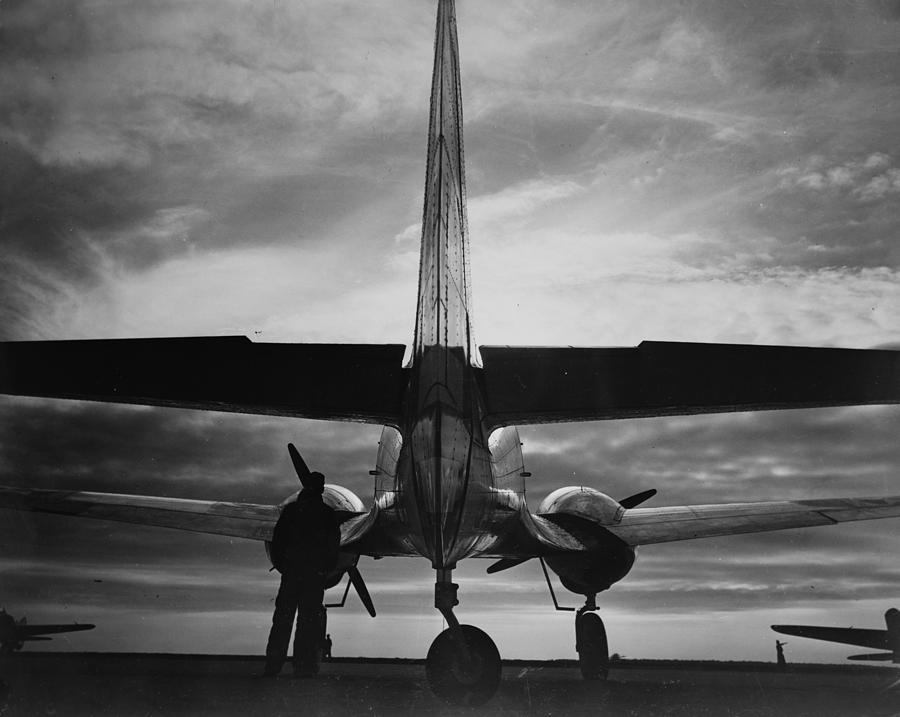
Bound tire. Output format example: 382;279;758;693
425;624;501;706
576;612;609;680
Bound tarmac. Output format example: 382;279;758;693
1;653;898;716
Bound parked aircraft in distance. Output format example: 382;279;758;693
0;609;95;654
773;609;900;663
2;0;900;706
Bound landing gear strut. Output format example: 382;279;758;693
576;595;609;680
425;569;501;706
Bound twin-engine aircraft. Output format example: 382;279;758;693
0;609;95;654
773;609;900;664
2;0;900;705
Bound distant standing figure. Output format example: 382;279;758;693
262;473;340;678
323;633;333;661
776;639;787;668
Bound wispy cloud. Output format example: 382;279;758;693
3;0;900;663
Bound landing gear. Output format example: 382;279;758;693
426;625;501;705
425;569;502;706
576;601;609;680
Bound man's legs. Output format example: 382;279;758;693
264;574;301;675
293;579;325;675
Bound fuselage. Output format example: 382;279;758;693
378;0;523;569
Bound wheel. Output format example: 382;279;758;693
425;624;501;706
576;612;609;680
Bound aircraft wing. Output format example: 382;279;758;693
771;624;890;651
479;342;900;428
0;485;419;556
600;495;900;547
0;486;283;541
17;624;95;638
0;337;407;425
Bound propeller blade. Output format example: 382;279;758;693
347;565;376;618
619;489;657;509
486;557;530;574
287;443;312;484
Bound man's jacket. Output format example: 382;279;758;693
270;492;340;576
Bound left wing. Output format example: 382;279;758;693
771;624;890;651
0;486;282;541
0;486;425;560
0;486;416;557
599;495;900;546
17;624;96;638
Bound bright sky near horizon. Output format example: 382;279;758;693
2;0;900;664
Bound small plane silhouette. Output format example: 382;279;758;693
0;609;94;654
773;608;900;663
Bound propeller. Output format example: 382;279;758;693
618;489;657;509
287;444;375;617
287;443;317;489
486;557;530;574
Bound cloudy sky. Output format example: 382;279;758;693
2;0;900;665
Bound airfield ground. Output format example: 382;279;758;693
1;653;898;716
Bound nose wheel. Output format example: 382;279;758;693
426;569;502;706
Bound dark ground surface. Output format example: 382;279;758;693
1;653;898;716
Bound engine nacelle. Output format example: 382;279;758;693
538;486;635;596
264;484;365;584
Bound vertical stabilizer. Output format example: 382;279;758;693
412;0;478;365
886;608;900;662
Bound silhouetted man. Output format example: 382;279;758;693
776;639;787;668
323;633;333;661
263;472;340;677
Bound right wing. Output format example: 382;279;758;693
602;495;900;546
502;494;900;557
0;337;407;425
772;624;890;651
479;342;900;429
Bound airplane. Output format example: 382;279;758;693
773;609;900;664
2;0;900;705
0;609;95;654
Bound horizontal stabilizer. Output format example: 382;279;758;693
479;342;900;428
847;652;895;661
0;337;407;425
772;624;890;651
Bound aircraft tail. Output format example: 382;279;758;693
411;0;478;366
886;607;900;661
